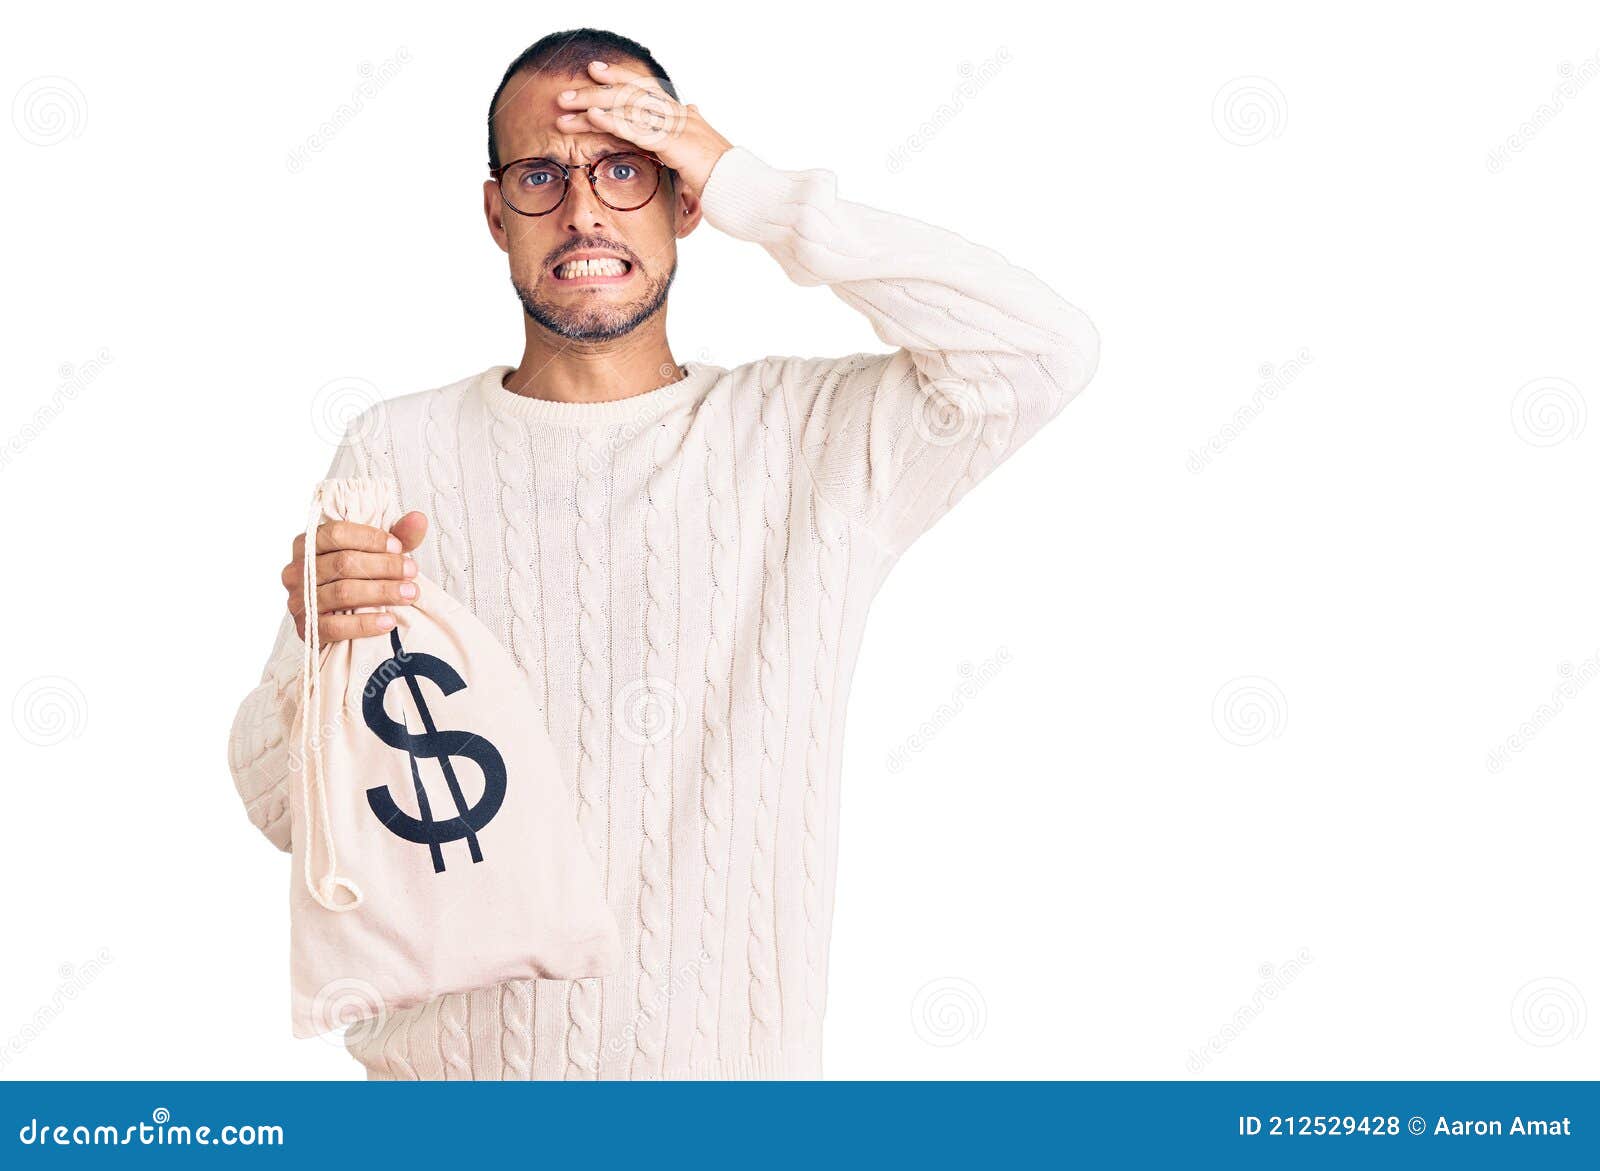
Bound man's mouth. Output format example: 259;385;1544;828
552;256;634;283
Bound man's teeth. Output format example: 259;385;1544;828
557;258;629;278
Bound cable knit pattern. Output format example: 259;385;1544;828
488;411;541;676
629;411;687;1078
424;385;471;603
564;432;610;1080
692;391;737;1068
226;145;1099;1079
802;492;849;1027
747;365;790;1053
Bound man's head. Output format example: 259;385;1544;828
484;29;701;343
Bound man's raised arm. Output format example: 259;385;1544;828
698;145;1101;557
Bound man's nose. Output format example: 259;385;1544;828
559;175;614;232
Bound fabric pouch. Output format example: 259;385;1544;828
287;475;619;1037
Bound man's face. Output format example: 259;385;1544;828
485;65;696;342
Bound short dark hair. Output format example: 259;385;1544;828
487;28;679;171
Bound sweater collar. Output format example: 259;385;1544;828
475;361;720;427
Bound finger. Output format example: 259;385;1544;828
316;520;402;555
554;73;669;113
556;110;603;135
587;97;680;146
391;511;429;553
313;610;398;644
581;105;639;143
583;59;664;97
312;549;418;586
316;576;418;613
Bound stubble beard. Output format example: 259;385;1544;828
512;260;677;342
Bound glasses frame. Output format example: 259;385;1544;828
489;149;666;217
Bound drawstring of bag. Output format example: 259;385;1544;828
299;483;364;912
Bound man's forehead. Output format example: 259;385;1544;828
495;67;632;162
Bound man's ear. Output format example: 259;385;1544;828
484;179;510;254
672;171;705;239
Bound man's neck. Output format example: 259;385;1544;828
503;333;682;404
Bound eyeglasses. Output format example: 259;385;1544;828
489;150;665;217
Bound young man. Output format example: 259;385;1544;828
228;28;1100;1080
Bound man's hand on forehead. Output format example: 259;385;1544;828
553;59;733;196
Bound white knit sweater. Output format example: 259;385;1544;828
227;145;1100;1079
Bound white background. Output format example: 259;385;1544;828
2;1;1596;1080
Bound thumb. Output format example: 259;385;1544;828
391;510;429;553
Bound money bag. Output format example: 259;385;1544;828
287;475;620;1038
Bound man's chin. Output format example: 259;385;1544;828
512;267;674;343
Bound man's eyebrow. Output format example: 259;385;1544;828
514;141;633;165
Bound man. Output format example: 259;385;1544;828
228;27;1100;1080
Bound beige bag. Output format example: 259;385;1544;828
288;476;619;1038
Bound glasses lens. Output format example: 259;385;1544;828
501;160;567;215
592;152;659;210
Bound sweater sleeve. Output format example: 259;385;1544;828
225;427;367;852
698;146;1101;557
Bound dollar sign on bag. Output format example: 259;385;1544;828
361;629;507;873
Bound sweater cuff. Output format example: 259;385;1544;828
699;146;798;243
